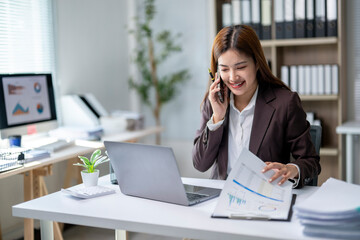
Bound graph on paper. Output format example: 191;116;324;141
212;148;293;220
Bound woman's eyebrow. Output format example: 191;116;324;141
219;61;247;68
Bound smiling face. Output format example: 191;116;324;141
218;49;258;106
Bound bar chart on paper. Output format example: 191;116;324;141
212;148;293;220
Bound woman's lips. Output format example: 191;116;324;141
230;81;245;89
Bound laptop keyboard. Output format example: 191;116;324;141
186;192;209;202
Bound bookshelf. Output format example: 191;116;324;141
214;0;346;185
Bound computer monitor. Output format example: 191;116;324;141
0;73;58;139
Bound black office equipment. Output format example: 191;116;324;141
307;125;322;186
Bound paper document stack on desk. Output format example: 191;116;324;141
212;148;294;221
294;178;360;239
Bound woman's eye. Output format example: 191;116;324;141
237;66;246;70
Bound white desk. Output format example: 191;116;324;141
13;176;320;240
1;126;163;240
336;121;360;183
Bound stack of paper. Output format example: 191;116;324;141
294;178;360;239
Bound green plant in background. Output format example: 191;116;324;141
74;149;109;173
128;0;190;144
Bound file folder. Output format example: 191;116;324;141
304;65;311;95
331;64;339;94
261;0;272;40
326;0;337;36
290;65;298;92
251;0;262;39
295;0;306;38
281;65;290;86
241;0;251;25
310;65;318;95
222;2;232;27
324;64;332;94
317;65;325;95
305;0;315;38
315;0;326;37
275;0;285;39
232;0;242;25
298;65;305;95
284;0;295;39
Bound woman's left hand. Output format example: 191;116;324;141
262;162;299;185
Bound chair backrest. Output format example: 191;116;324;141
307;125;322;186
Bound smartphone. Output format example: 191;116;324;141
217;66;224;103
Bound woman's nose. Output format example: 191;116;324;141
229;69;236;81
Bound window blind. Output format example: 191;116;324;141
0;0;55;74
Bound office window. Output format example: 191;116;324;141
0;0;55;74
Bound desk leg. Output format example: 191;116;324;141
346;134;354;183
40;220;54;240
23;171;34;240
115;229;128;240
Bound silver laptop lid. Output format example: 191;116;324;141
105;141;190;205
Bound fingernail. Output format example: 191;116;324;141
269;179;272;182
261;169;265;172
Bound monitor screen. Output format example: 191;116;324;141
0;73;57;139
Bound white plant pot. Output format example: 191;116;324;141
81;169;99;187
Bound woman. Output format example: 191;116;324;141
192;25;320;188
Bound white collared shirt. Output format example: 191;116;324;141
206;86;300;187
207;87;259;174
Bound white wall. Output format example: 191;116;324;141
56;0;130;112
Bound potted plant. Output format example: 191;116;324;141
74;149;109;187
128;0;190;144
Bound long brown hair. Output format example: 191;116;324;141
203;24;289;104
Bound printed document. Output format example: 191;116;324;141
212;148;293;220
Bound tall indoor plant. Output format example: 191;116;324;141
128;0;190;144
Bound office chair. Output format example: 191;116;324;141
307;125;322;186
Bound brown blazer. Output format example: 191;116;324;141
192;83;321;188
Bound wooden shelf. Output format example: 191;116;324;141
261;37;338;48
320;148;338;157
300;95;339;101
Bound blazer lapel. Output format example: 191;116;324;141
249;84;276;155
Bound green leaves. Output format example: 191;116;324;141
74;149;109;173
128;0;190;119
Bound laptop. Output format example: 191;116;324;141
104;141;221;206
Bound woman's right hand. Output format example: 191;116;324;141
208;72;229;123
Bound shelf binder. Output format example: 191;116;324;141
315;0;326;37
295;0;306;38
241;0;251;25
281;65;290;86
290;65;298;92
306;0;315;38
251;0;262;39
304;65;311;95
317;65;325;95
232;0;242;25
284;0;295;39
298;65;305;95
326;0;337;37
324;64;332;94
275;0;285;39
222;2;232;27
261;0;272;40
311;65;318;95
331;64;339;94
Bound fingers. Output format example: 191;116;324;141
262;163;298;185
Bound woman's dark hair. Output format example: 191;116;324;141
202;24;289;104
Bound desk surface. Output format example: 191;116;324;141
13;176;321;240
